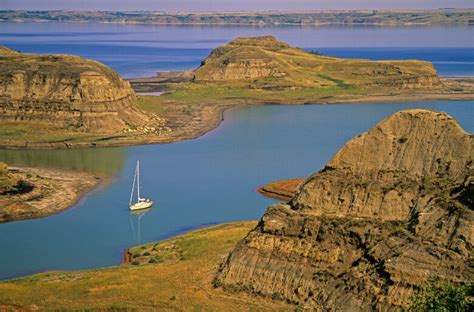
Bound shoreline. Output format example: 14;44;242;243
0;166;102;223
2;20;470;27
0;221;295;310
1;9;473;27
1;89;474;151
256;178;305;201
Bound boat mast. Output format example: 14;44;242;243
129;161;137;206
137;160;141;201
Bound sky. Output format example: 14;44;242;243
1;0;473;12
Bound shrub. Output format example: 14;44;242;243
309;50;323;56
132;252;140;258
153;255;164;263
131;260;140;266
410;276;473;311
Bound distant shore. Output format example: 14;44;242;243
1;9;473;26
0;166;101;223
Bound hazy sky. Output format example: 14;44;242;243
1;0;473;11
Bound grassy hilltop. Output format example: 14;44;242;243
162;36;444;105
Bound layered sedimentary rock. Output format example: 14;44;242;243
193;36;445;92
216;109;473;311
194;37;290;81
0;46;148;132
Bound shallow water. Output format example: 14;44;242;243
0;23;473;280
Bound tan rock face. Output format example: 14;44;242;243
193;36;288;81
216;109;473;311
0;47;148;132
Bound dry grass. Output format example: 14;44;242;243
0;221;292;311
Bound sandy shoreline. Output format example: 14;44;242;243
0;166;101;223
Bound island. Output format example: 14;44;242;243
1;36;473;149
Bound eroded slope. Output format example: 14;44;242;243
0;46;148;133
216;109;473;311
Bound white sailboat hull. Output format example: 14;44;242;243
130;200;153;211
129;160;154;211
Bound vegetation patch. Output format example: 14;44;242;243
0;222;293;310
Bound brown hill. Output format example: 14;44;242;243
0;46;148;132
216;109;473;310
193;36;445;92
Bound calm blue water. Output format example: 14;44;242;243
0;23;473;280
0;23;473;77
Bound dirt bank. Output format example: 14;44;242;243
0;166;101;223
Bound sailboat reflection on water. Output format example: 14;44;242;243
129;208;151;244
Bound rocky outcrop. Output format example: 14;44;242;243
0;162;21;194
0;46;148;132
193;36;445;92
193;37;288;81
216;109;473;311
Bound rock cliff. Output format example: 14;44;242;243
0;46;148;132
216;109;473;311
193;36;445;92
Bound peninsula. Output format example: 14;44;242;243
257;178;304;200
0;162;100;223
1;36;473;149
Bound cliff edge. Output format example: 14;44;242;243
216;109;473;310
0;46;148;133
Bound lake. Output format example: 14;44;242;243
1;23;473;77
0;23;473;280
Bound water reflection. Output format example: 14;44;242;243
129;208;152;244
0;147;126;177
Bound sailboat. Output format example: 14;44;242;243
129;160;153;211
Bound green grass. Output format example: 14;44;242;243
0;121;101;143
134;95;168;114
0;222;293;311
317;73;354;90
